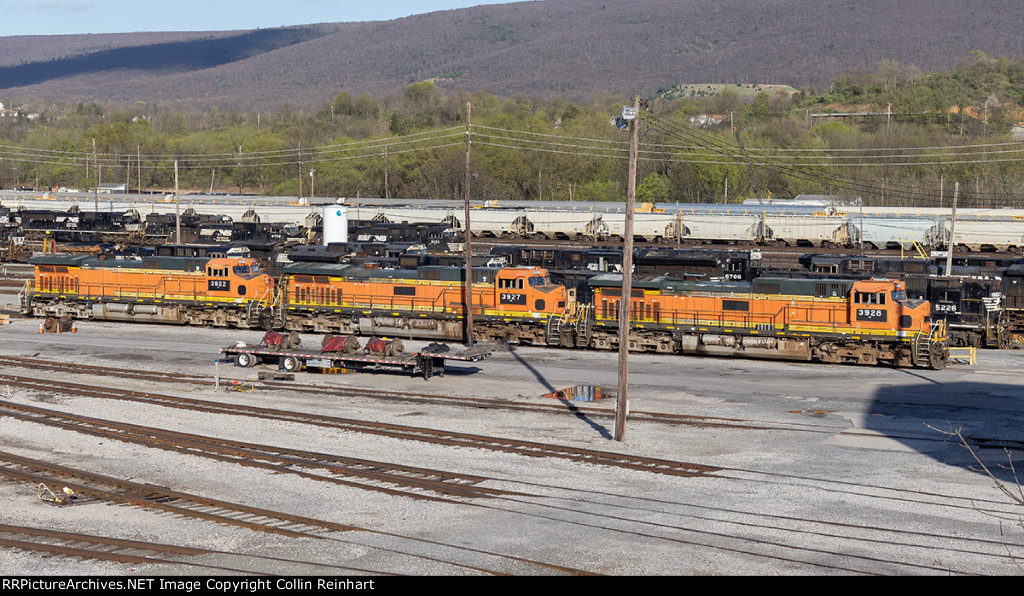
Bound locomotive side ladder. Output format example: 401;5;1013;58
913;320;948;369
547;302;592;348
18;280;33;315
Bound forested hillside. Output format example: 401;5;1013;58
2;50;1023;209
1;0;1024;110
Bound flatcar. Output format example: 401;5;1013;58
23;248;274;327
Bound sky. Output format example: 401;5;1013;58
0;0;526;37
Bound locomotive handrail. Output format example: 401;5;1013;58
18;280;32;313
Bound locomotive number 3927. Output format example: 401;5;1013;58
856;308;887;322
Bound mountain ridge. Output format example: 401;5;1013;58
1;0;1022;110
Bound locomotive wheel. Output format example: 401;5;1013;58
928;344;948;370
286;332;301;349
343;335;360;355
559;327;576;348
236;352;256;368
280;355;301;372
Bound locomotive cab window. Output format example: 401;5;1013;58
854;291;886;305
498;278;524;290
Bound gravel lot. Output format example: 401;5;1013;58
1;307;1024;576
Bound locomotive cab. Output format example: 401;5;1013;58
851;279;930;334
205;257;274;301
495;267;574;314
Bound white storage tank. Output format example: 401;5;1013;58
323;205;349;245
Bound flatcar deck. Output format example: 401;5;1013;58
219;342;490;380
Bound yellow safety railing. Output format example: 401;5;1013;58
947;347;976;365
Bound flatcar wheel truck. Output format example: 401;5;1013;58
220;336;489;380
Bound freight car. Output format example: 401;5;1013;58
221;332;490;380
22;247;274;327
346;202;1024;252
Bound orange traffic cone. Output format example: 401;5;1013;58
38;323;43;333
71;323;77;333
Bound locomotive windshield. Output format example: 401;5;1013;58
891;290;907;302
232;263;264;279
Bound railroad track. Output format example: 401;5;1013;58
0;450;359;538
0;523;391;574
0;355;822;433
0;399;521;503
5;354;1014;448
4;355;1019;452
0;451;590;575
0;369;720;478
0;524;230;568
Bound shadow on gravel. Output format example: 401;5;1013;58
507;347;613;439
431;366;482;377
866;376;1024;484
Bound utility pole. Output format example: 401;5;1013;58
174;160;181;245
383;145;390;199
237;145;243;195
463;102;474;347
946;182;959;273
92;138;98;213
309;168;316;199
615;95;640;443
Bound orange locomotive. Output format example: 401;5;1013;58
577;274;947;368
23;251;947;368
24;248;275;327
276;262;575;343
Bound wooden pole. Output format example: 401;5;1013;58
174;160;181;245
92;138;98;213
464;102;474;347
946;182;958;273
615;95;639;442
